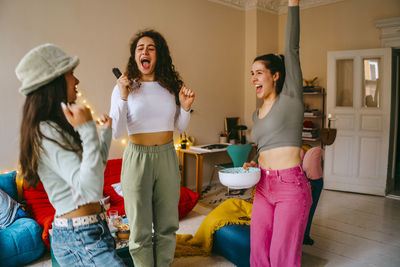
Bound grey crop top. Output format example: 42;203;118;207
251;6;303;154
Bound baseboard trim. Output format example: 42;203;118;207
386;194;400;201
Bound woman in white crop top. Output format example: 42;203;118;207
109;30;194;267
243;1;312;266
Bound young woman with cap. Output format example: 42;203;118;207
16;44;124;266
243;0;312;266
109;30;195;267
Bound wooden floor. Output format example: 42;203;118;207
175;189;400;267
302;189;400;267
27;189;400;267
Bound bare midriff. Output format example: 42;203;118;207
58;202;102;218
258;146;302;170
129;131;173;146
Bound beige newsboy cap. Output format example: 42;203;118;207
15;43;79;95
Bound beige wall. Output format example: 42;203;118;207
244;9;258;130
0;0;245;183
244;9;278;132
256;9;279;110
1;0;399;189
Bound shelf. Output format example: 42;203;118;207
302;87;325;147
302;137;320;141
303;87;325;95
304;115;323;118
303;91;325;95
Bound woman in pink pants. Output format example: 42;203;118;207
243;0;312;266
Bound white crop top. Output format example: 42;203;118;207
109;81;191;139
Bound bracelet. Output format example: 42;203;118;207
121;98;127;101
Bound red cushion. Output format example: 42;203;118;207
103;158;199;219
178;187;199;218
103;183;125;217
23;158;199;244
104;158;123;186
22;158;199;250
23;182;55;249
103;158;125;217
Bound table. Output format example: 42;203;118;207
179;147;228;195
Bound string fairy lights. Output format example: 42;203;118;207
0;170;15;174
0;89;130;174
76;89;128;146
75;89;99;122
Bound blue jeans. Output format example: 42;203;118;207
51;215;125;267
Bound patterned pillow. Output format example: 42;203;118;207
103;159;200;219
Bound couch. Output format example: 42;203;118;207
0;171;45;267
2;159;200;266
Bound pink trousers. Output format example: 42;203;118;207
250;165;312;267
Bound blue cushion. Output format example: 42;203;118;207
0;171;17;201
0;218;45;267
213;224;250;267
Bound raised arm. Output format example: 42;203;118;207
282;0;303;98
175;84;194;132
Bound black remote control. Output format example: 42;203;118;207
112;68;122;79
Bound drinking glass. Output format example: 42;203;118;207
108;210;122;228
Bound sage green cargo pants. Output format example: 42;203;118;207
121;141;180;267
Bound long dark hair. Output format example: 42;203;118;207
19;75;82;187
126;29;183;104
254;54;286;95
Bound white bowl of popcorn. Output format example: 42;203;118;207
218;167;261;189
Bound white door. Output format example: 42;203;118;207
324;48;392;196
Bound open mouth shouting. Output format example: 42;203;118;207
136;54;155;77
141;57;151;70
135;36;157;79
255;84;263;94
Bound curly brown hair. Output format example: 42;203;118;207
126;29;183;105
19;76;82;187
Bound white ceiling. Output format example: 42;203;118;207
209;0;345;14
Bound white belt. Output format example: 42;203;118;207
54;212;106;228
